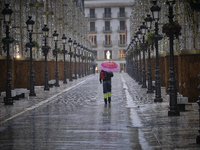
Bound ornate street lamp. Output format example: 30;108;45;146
26;16;36;96
1;4;14;105
68;38;73;81
145;14;154;93
150;0;163;102
53;30;60;87
62;34;67;84
166;0;180;116
42;24;50;91
136;29;142;85
134;34;139;82
140;22;147;88
73;40;77;79
77;43;81;78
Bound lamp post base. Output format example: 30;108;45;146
142;85;147;88
154;98;163;102
29;92;36;96
5;98;13;105
196;135;200;144
147;90;154;94
168;110;180;116
44;87;49;91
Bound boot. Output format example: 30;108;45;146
108;97;111;104
104;98;107;104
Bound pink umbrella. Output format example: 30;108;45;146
99;61;120;72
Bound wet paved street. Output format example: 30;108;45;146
0;73;200;150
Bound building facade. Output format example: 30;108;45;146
84;0;134;72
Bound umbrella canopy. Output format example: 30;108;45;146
99;61;120;72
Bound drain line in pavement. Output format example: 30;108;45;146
121;74;150;150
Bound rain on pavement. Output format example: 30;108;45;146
0;73;200;150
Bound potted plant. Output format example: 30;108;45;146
68;51;74;57
146;32;155;45
32;41;40;52
162;21;182;39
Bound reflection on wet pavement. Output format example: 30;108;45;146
0;73;200;149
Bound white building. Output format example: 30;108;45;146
84;0;134;72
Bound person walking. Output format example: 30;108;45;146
99;70;114;104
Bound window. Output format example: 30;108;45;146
93;50;97;59
90;8;95;18
120;21;125;30
104;50;112;59
105;21;110;31
90;35;97;46
90;22;95;31
105;35;111;45
104;8;111;18
119;7;125;17
119;49;125;59
120;34;126;44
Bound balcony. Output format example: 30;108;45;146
102;13;112;19
88;14;97;20
90;27;97;33
103;41;112;47
91;43;97;48
118;12;127;18
118;26;126;33
118;40;127;47
103;26;112;33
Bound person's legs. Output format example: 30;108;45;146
107;81;111;103
103;81;108;104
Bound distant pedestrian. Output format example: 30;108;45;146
99;70;114;104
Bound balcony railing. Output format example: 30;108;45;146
103;41;112;47
118;40;127;47
102;13;112;19
90;27;97;33
88;13;97;19
118;12;126;18
103;26;112;33
118;26;126;32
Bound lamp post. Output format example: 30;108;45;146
140;22;147;88
131;41;135;79
73;40;77;79
77;43;81;78
145;14;154;93
150;0;163;102
85;48;87;76
81;46;84;77
166;0;180;116
42;24;50;91
53;30;60;87
134;34;139;82
26;16;36;96
136;29;142;85
68;38;73;81
1;4;14;105
62;34;67;84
